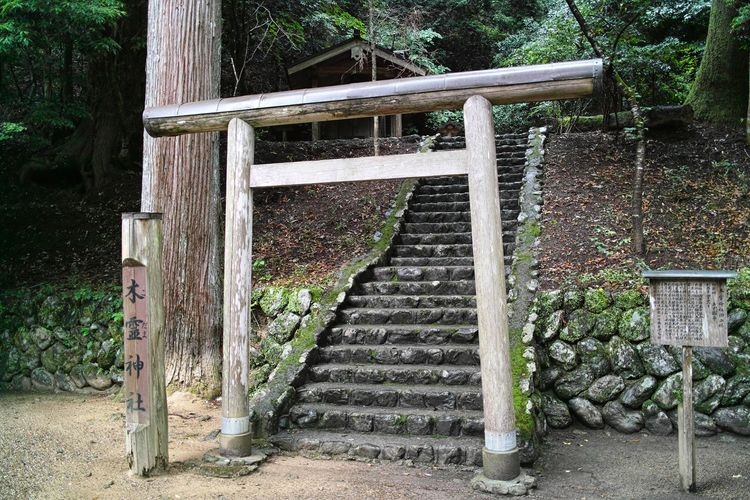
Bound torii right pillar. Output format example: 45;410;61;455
463;95;522;485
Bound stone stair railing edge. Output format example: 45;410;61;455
508;126;549;461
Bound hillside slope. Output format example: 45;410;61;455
539;123;749;290
1;125;747;291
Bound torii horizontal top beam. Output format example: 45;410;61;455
143;59;603;137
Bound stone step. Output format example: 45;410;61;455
409;200;519;213
412;192;518;204
406;210;519;224
392;243;515;258
326;324;478;346
387;257;512;268
287;403;484;437
347;294;477;309
270;429;484;466
308;363;481;386
398;232;515;246
419;175;468;186
496;158;527;167
496;151;527;159
496;135;528;143
398;233;472;245
319;344;480;366
403;221;516;234
357;280;476;296
392;243;471;257
388;257;476;266
419;172;523;186
417;182;522;195
417;184;469;195
338;307;478;325
296;382;483;411
372;264;475;281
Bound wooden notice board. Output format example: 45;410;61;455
645;270;735;348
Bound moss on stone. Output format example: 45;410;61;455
536;291;563;319
518;221;541;246
561;309;596;342
563;288;584;312
259;287;290;317
509;327;534;437
729;268;750;310
614;290;645;310
584;288;611;314
618;307;650;342
593;307;622;339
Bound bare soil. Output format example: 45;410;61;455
0;137;416;289
2;125;748;291
1;392;748;499
539;123;750;290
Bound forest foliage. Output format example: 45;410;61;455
0;0;745;186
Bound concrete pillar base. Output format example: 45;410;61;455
471;469;536;496
219;432;253;457
482;447;521;481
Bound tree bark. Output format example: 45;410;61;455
686;0;749;125
141;0;223;397
369;0;379;155
565;0;647;255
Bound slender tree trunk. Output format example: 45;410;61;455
369;0;379;155
747;53;750;145
686;0;748;125
141;0;223;397
62;39;73;105
565;0;647;255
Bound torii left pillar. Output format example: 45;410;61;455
220;117;255;457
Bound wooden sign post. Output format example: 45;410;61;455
643;270;736;492
122;213;168;475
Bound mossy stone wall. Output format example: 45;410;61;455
532;287;750;436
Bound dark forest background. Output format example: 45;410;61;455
1;0;747;194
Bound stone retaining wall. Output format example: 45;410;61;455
0;290;124;394
0;285;319;396
532;287;750;436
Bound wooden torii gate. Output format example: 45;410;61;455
140;59;602;483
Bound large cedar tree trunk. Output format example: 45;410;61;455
686;0;749;124
141;0;223;396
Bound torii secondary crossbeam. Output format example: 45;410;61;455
139;59;603;483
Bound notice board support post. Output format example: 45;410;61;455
678;345;695;491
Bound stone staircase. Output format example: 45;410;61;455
271;133;530;466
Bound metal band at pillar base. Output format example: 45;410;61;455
482;447;521;481
221;415;250;435
219;416;252;457
219;432;253;458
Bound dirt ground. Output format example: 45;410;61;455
1;392;748;499
539;123;750;290
0;137;413;289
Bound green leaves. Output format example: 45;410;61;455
0;0;125;152
497;0;708;110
